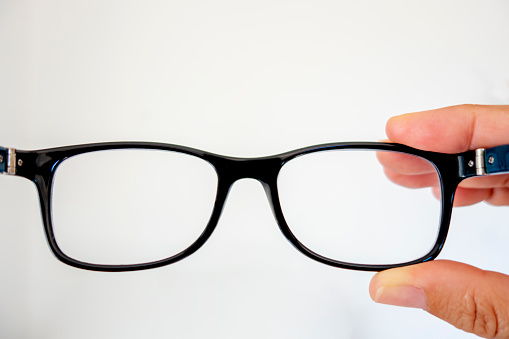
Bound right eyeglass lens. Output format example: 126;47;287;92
277;149;442;266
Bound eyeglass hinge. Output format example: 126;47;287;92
475;148;487;176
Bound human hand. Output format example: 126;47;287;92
369;105;509;338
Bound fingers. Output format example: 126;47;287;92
459;175;509;189
377;151;436;175
381;158;509;189
370;260;509;338
384;177;504;207
381;105;509;206
383;168;438;188
376;106;509;338
485;187;509;206
451;187;492;207
386;105;509;153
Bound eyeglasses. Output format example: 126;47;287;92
1;142;507;272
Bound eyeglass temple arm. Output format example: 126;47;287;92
0;147;17;175
483;145;509;175
461;145;509;178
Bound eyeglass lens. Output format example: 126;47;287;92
277;150;441;265
51;149;218;265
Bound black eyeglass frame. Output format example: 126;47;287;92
0;141;504;272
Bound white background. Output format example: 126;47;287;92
1;1;509;338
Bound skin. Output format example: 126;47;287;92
370;105;509;338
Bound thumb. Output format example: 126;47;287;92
369;260;509;338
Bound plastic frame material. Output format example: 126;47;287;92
0;141;501;272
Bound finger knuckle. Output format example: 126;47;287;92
457;284;507;338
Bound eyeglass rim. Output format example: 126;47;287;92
11;141;468;272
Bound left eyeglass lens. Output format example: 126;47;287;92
277;149;442;266
51;149;218;266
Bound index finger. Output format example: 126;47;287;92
386;104;509;153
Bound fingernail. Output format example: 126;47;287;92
374;285;427;310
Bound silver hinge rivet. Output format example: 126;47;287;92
468;160;474;167
17;159;23;166
488;156;495;165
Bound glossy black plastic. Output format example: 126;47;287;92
2;142;484;272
